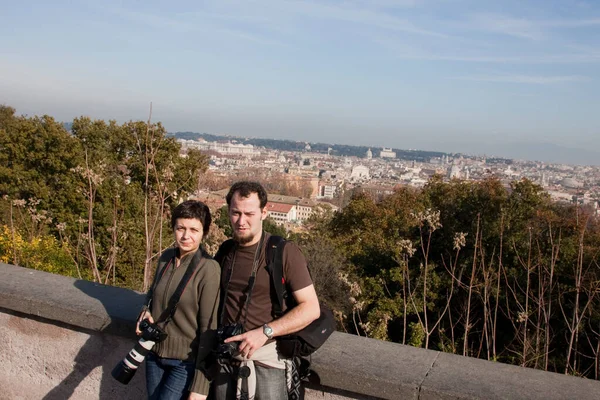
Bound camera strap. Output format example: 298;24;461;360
219;232;265;329
149;248;204;328
143;258;173;311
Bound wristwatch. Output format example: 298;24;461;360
263;323;274;339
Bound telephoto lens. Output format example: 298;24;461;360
112;319;167;385
111;337;156;384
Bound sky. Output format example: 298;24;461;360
1;0;600;164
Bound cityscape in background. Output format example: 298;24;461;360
176;133;600;230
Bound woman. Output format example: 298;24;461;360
136;200;220;400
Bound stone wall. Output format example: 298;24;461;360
2;263;600;400
0;312;146;400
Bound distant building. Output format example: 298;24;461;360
295;201;313;222
318;183;337;199
365;148;373;159
380;147;396;159
547;190;573;203
267;194;318;224
355;184;394;200
561;177;584;189
504;166;518;178
420;168;438;178
540;172;548;187
343;157;352;169
351;165;370;180
265;202;296;225
179;139;260;156
447;164;461;179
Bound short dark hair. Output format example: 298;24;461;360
226;181;268;209
171;200;211;236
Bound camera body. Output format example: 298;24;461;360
112;319;168;385
215;323;244;360
139;319;168;343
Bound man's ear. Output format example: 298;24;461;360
261;207;267;220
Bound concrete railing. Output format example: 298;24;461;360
2;262;600;400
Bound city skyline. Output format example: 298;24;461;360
175;130;600;166
2;0;600;165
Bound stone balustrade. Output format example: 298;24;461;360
2;263;600;400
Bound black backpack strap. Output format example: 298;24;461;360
265;235;287;318
214;239;236;327
214;239;236;265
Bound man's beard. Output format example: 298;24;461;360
233;230;254;245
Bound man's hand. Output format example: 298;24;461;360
188;392;207;400
224;327;269;359
135;310;154;336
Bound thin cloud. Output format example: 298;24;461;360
403;52;600;64
372;35;600;64
465;13;600;40
108;6;197;32
541;18;600;28
105;5;282;46
452;74;589;84
347;0;424;8
275;0;451;38
467;13;545;40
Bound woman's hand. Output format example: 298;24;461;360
188;392;207;400
135;310;154;335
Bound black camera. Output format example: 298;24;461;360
215;323;244;360
112;319;168;385
138;319;168;342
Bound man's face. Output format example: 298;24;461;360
173;218;204;257
228;192;267;246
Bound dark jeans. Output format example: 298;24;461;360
212;363;288;400
146;352;196;400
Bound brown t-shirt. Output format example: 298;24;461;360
221;233;313;331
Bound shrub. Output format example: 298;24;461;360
0;225;86;279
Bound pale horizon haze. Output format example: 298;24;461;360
2;0;600;165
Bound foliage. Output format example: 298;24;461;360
0;106;208;291
214;206;233;238
324;176;600;379
263;217;288;237
3;105;600;380
0;225;86;279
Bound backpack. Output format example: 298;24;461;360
214;235;335;359
264;235;335;359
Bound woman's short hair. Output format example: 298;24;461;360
171;200;211;236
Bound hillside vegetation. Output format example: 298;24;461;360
1;105;599;379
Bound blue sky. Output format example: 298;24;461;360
1;0;599;163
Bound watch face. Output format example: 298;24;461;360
264;324;273;338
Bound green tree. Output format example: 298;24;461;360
214;205;233;238
263;217;287;237
0;106;84;228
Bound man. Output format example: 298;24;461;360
213;181;320;399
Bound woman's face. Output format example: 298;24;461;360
173;218;204;257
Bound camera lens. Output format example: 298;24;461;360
239;366;251;378
112;338;155;385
